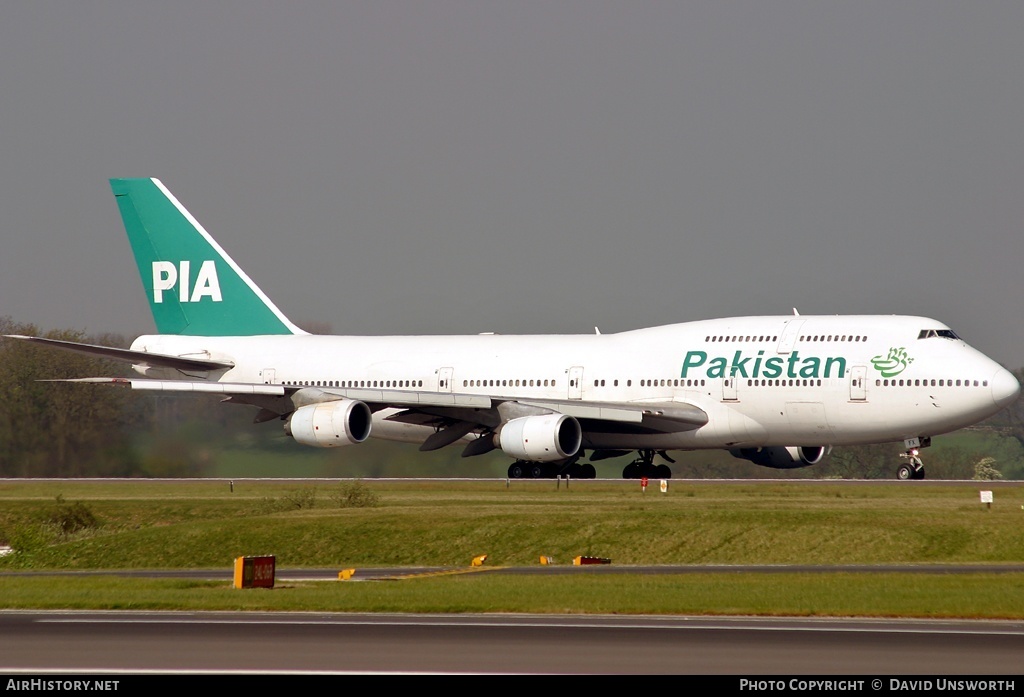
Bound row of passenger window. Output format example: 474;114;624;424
637;379;706;388
461;378;711;390
464;379;555;387
707;335;779;342
281;376;989;391
704;334;869;343
738;377;989;388
284;379;424;388
745;379;823;387
876;378;988;387
800;335;867;342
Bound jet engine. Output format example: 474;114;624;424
496;414;582;462
285;399;373;448
729;446;827;469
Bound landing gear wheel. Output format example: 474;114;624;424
508;462;526;479
580;463;596;479
529;463;547;478
897;447;926;481
622;449;674;479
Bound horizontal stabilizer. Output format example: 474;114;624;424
5;335;234;372
51;377;283;395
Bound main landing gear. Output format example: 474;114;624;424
621;449;673;480
896;437;930;480
507;459;597;480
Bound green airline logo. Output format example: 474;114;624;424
871;347;914;377
681;350;848;380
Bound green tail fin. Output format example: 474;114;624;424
110;178;305;336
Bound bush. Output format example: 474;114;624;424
330;480;380;508
972;457;1004;481
282;488;317;509
46;495;99;536
250;487;318;514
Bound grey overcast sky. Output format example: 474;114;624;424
2;2;1023;367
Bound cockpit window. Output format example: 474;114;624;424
917;329;961;340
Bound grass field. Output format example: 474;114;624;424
1;478;1023;618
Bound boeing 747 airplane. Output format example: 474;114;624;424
8;179;1019;479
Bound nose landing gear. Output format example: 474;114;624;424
897;451;924;480
896;438;930;480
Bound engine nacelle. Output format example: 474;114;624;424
729;446;827;469
285;399;372;448
497;414;582;462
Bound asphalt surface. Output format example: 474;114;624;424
1;610;1023;675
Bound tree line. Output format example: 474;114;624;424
0;317;246;477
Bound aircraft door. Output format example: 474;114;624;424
777;319;805;354
568;366;584;400
722;376;738;401
438;367;454;393
261;369;276;385
850;365;867;401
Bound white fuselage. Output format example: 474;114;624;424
129;315;1019;452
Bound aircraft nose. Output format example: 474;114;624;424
991;367;1020;409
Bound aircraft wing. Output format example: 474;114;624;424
4;335;235;372
514;398;708;430
56;377;283;395
53;378;707;433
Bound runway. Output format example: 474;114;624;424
1;610;1022;675
4;565;1023;675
